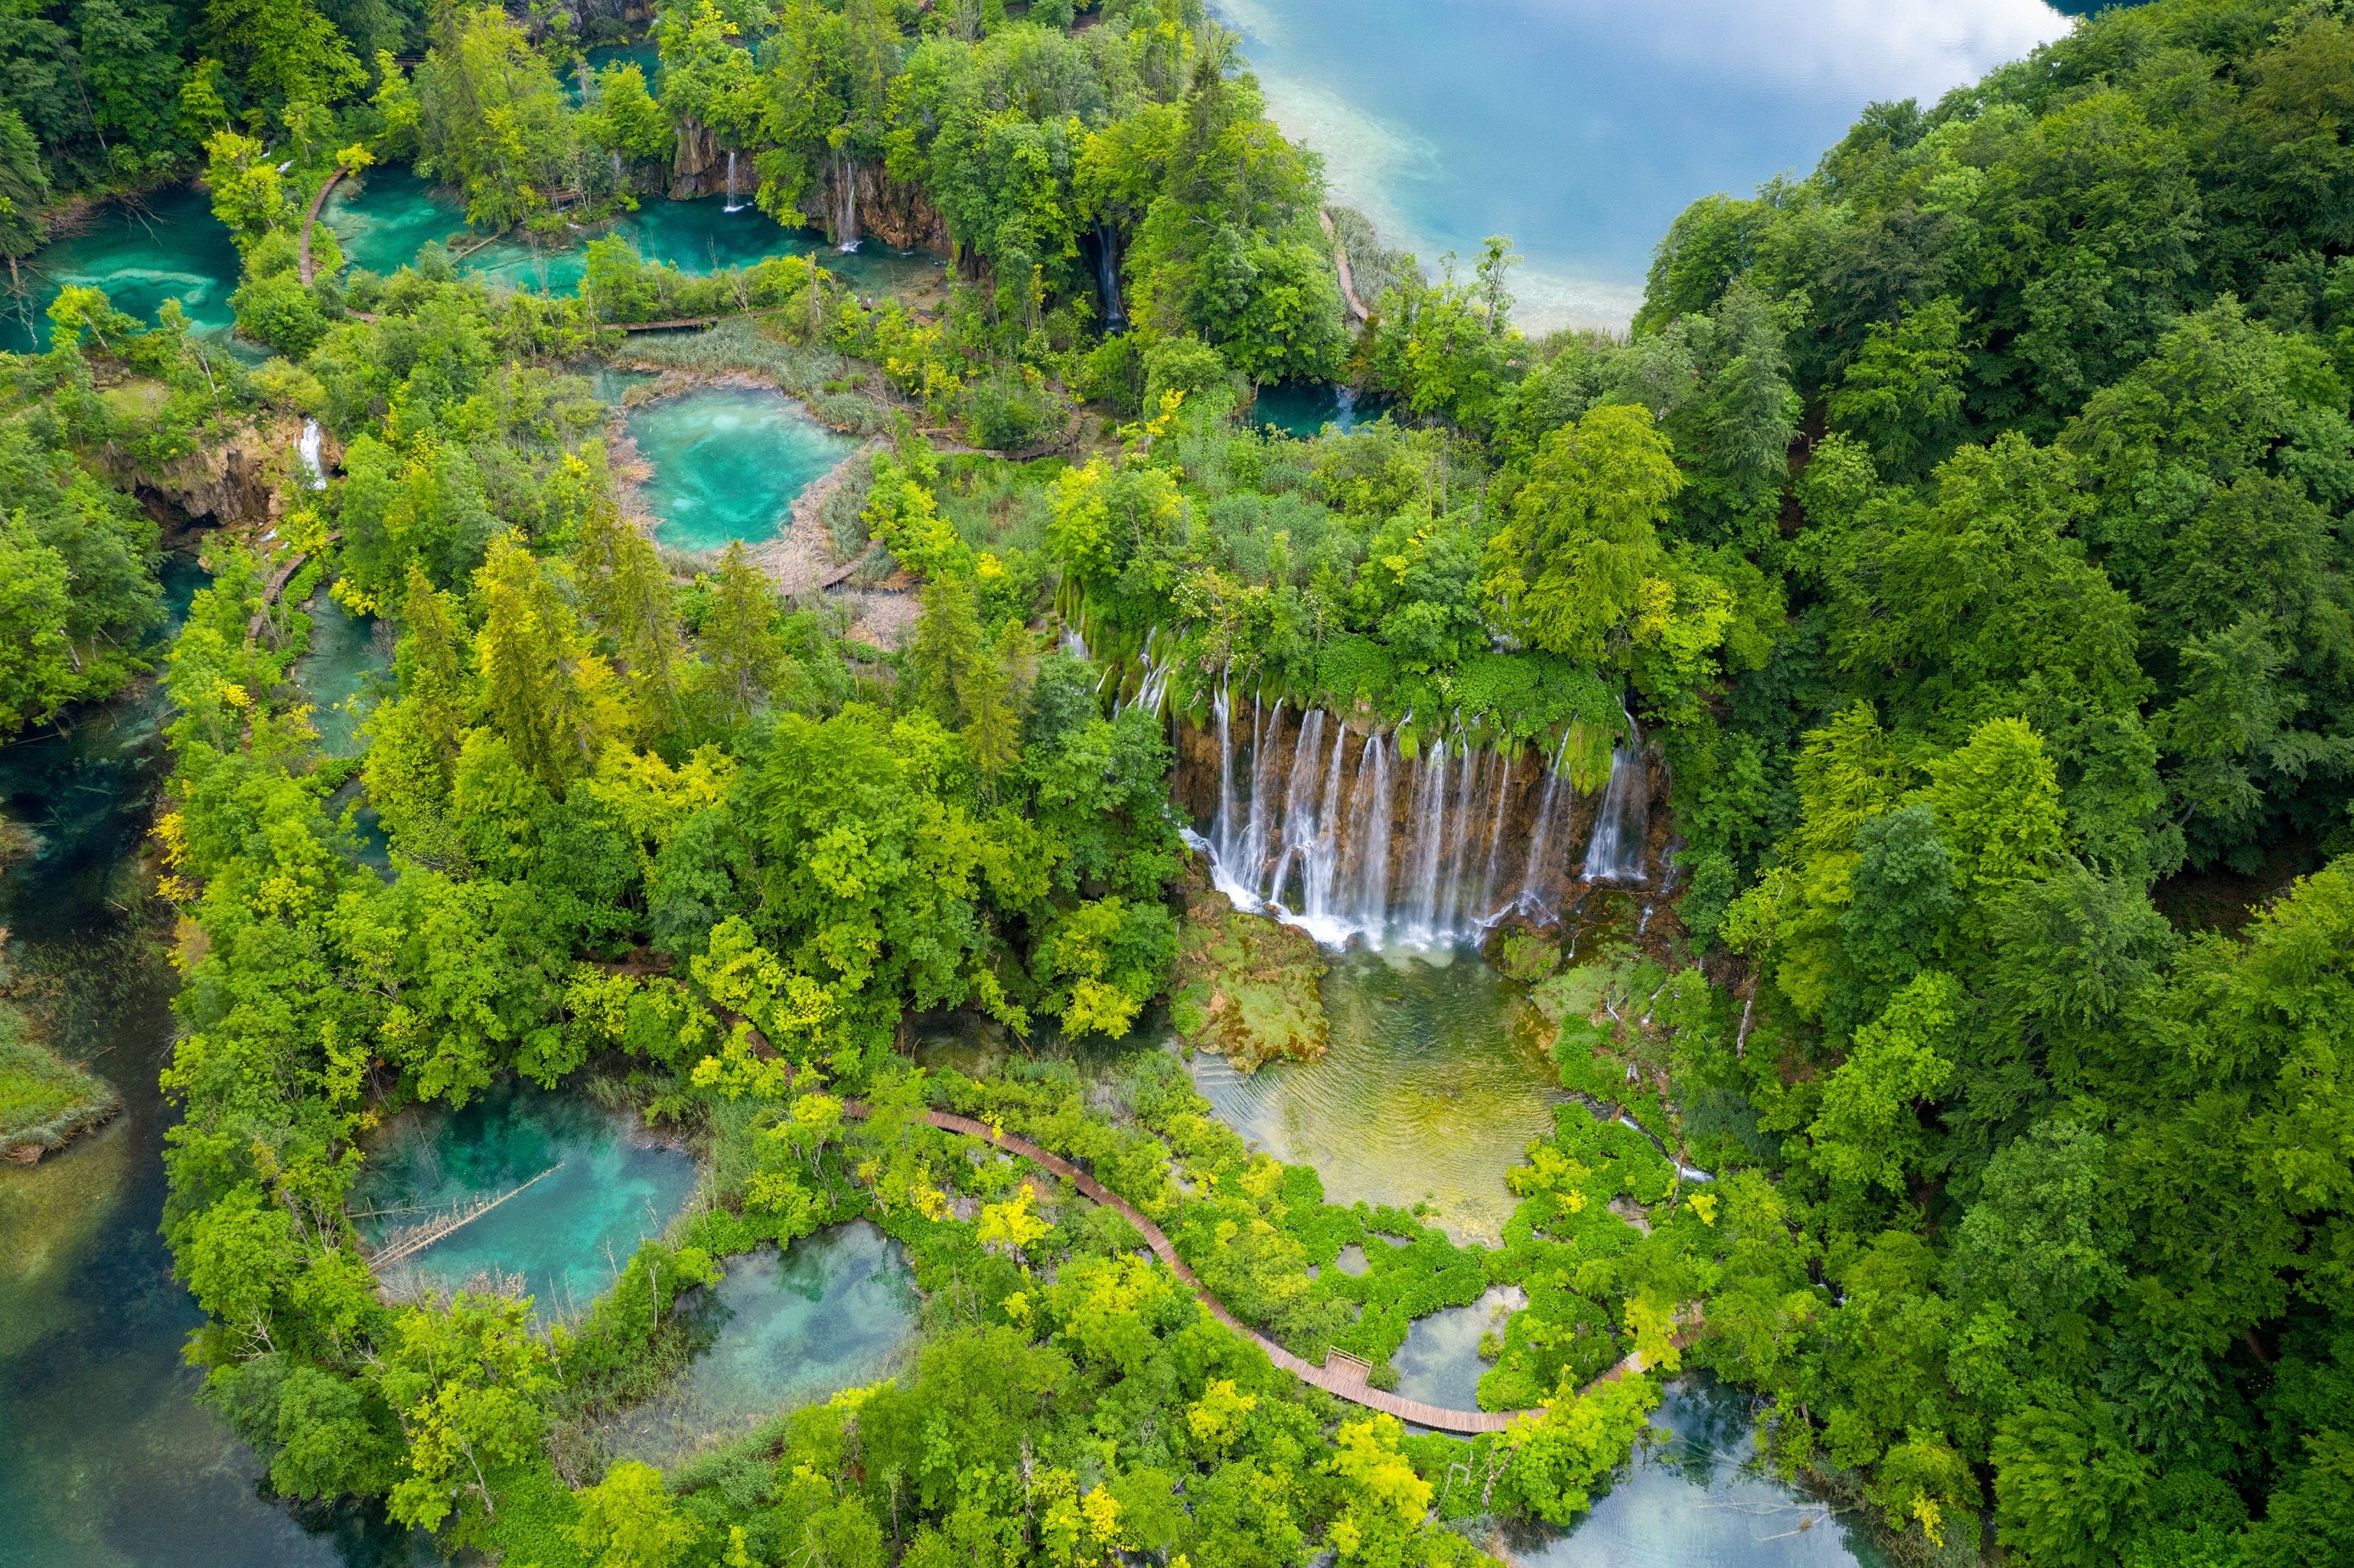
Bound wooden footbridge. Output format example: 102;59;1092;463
842;1101;1662;1435
363;1162;564;1270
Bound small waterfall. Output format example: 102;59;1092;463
1058;624;1088;660
1438;740;1481;934
610;149;625;186
297;419;326;490
722;150;745;213
1516;733;1575;919
1239;700;1286;892
1210;676;1237;867
1094;220;1127;333
1580;706;1649;884
1346;730;1395;949
1264;709;1324;909
1118;627;1172;718
1477;749;1513;922
1402;736;1449;946
836;152;861;252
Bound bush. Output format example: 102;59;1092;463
232;272;330;357
967;370;1070;452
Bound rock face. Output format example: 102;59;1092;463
122;413;318;528
669;116;722;200
803;160;948;252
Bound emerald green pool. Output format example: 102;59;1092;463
625;385;855;552
353;1081;701;1323
291;592;391;758
1;186;243;355
602;1221;921;1468
1188;945;1563;1243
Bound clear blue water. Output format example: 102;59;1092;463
1502;1378;1891;1566
1216;0;2073;328
625;385;855;551
1392;1284;1516;1410
1;186;244;355
602;1221;922;1467
1252;382;1375;436
353;1081;701;1324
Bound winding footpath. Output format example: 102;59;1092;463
841;1100;1667;1435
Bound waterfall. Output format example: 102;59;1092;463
836;152;861;252
1402;736;1450;947
297;419;326;490
1580;705;1649;884
610;150;625;186
1516;733;1575;919
1438;740;1481;934
1239;700;1286;894
1210;676;1236;866
1265;709;1324;910
1346;730;1395;949
1476;750;1513;923
1116;626;1171;718
1094;220;1127;333
1058;624;1088;660
722;150;744;213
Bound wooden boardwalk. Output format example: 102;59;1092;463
844;1100;1585;1435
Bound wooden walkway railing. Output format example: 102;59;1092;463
844;1100;1592;1435
366;1163;564;1269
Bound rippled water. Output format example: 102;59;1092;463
1502;1377;1891;1566
625;384;855;551
353;1080;700;1323
602;1221;921;1468
1218;0;2074;329
1189;945;1563;1242
1;186;243;355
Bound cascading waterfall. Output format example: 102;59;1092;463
1579;704;1649;884
722;150;744;213
836;152;861;252
1515;733;1576;920
1438;740;1482;934
1402;736;1450;945
1477;750;1513;919
1264;709;1327;911
297;419;327;490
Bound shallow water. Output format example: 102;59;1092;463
0;559;429;1566
325;169;943;298
1252;382;1375;436
625;385;855;551
353;1080;700;1323
1502;1377;1892;1566
1218;0;2073;330
2;186;243;355
1394;1283;1519;1410
602;1221;921;1468
1189;945;1562;1242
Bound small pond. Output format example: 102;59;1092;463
3;186;244;355
1501;1377;1892;1567
602;1220;921;1468
1189;945;1563;1243
1252;382;1374;437
353;1080;700;1323
625;384;856;552
1393;1283;1521;1412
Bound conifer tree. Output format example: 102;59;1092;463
699;543;791;725
908;569;984;724
961;619;1024;791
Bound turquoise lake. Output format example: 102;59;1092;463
602;1222;922;1468
1217;0;2074;328
1;186;244;355
352;1081;701;1324
625;385;856;552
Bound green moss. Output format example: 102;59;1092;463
0;1003;118;1161
1167;864;1328;1072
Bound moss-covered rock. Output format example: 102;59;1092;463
0;1000;118;1163
1168;862;1328;1071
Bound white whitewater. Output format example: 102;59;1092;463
297;419;327;490
1580;704;1648;884
723;149;745;213
1191;694;1602;952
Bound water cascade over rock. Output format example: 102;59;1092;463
1174;688;1658;951
1092;220;1127;332
723;148;744;212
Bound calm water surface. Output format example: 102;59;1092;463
352;1079;700;1324
602;1221;921;1468
1;186;243;354
1218;0;2074;328
1504;1378;1891;1566
625;385;855;551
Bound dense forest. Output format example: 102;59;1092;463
0;0;2350;1564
